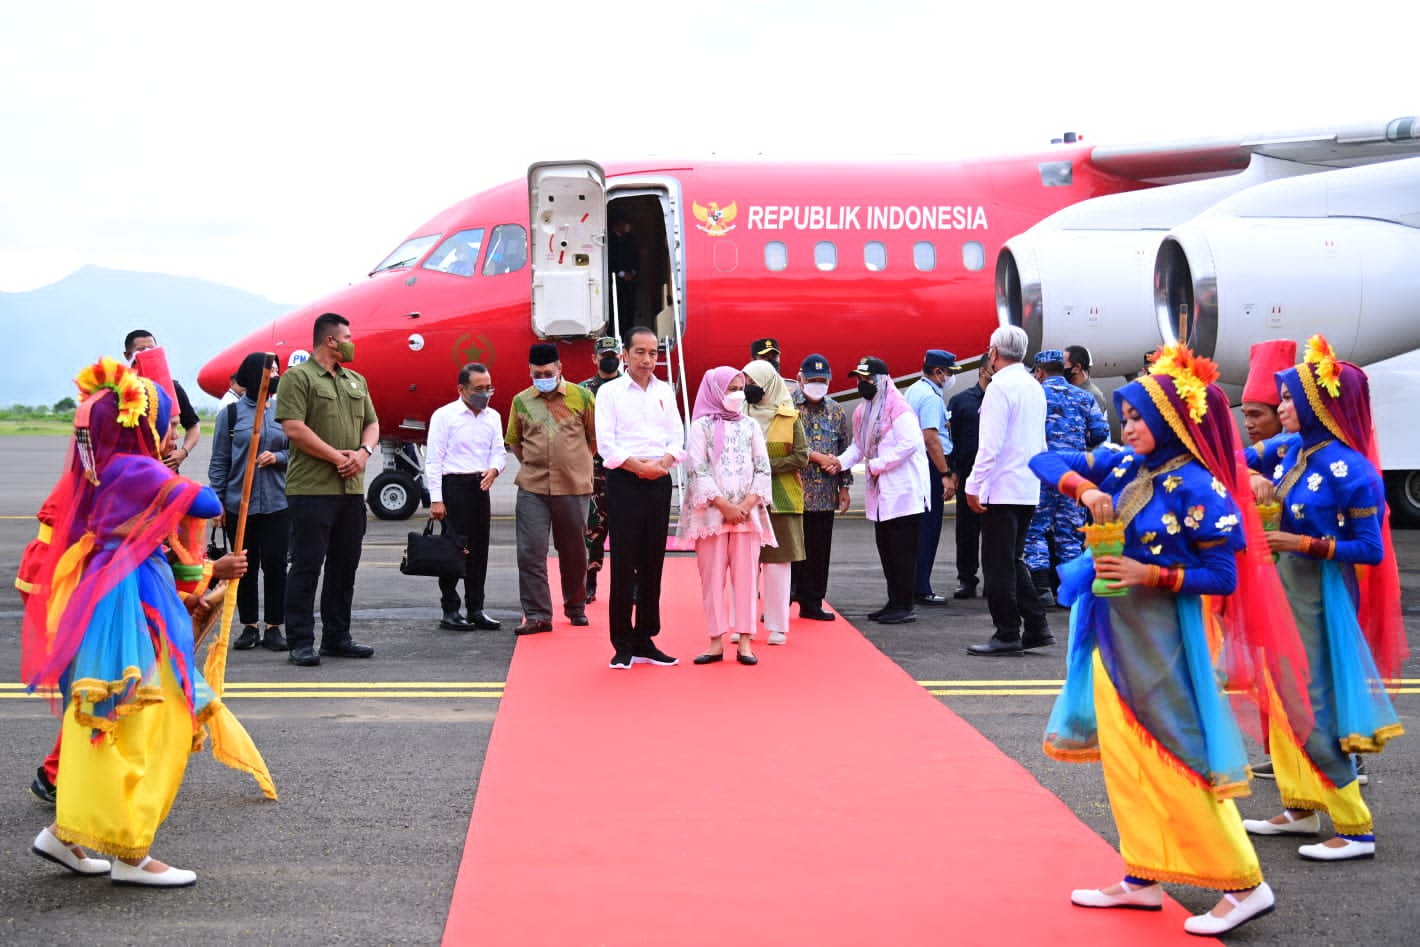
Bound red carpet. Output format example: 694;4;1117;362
443;558;1209;945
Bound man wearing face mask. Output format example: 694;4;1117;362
276;312;380;667
579;337;623;603
791;354;852;620
426;362;506;632
904;348;957;605
506;342;597;635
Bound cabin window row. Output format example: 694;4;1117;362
763;240;986;274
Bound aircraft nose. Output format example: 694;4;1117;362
199;326;277;398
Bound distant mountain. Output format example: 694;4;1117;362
1;266;294;410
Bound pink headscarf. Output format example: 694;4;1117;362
692;366;746;458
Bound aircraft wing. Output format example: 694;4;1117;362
1087;114;1420;183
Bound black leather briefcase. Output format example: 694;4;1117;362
400;520;466;578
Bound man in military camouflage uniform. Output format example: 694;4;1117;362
579;337;623;602
1025;349;1109;605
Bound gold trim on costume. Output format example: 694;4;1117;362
1114;454;1191;529
1138;376;1203;463
1348;506;1379;519
1295;366;1351;447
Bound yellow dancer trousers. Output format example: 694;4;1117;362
54;651;193;860
1093;651;1263;890
1269;716;1373;836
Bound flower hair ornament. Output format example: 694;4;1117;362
1147;341;1220;423
74;356;148;427
72;356;151;484
1304;334;1342;397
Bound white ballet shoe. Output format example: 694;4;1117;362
1299;836;1376;861
767;630;787;645
728;634;740;644
1184;882;1275;936
32;827;111;876
110;856;197;887
1070;879;1163;910
1243;810;1320;836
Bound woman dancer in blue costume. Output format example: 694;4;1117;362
1241;335;1406;860
1029;343;1310;936
24;357;268;887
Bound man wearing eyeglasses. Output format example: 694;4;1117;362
427;362;506;631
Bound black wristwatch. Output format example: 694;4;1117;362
360;444;374;456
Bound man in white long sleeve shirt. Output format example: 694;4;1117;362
593;327;685;669
426;362;507;631
964;326;1054;655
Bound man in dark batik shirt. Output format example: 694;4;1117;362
791;353;852;620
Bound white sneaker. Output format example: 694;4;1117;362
32;827;110;876
1184;882;1274;935
1243;811;1320;836
110;856;197;887
767;631;787;645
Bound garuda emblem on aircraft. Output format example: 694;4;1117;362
692;200;737;236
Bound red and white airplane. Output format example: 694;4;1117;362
200;116;1420;521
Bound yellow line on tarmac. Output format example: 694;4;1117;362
224;691;501;699
928;689;1064;697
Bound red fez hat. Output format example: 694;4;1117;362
1241;339;1297;407
131;347;179;409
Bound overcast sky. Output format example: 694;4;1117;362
1;0;1413;305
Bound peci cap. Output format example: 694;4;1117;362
593;336;622;355
853;356;890;377
1033;349;1065;368
800;353;831;379
924;348;957;371
1242;339;1297;406
751;337;780;358
529;342;560;366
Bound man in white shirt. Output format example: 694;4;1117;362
427;362;506;631
964;326;1053;655
218;373;245;407
593;327;685;669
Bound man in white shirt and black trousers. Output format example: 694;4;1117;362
426;362;506;631
593;327;685;669
964;326;1055;655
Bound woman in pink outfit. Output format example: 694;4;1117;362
680;367;776;665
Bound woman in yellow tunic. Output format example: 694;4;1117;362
1029;344;1308;936
24;358;254;887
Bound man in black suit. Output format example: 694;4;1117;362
946;359;992;598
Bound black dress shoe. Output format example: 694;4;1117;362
514;619;554;636
693;652;724;665
799;607;837;621
866;606;891;621
875;609;918;624
439;611;474;631
952;584;978;600
736;652;759;666
967;637;1024;656
1022;633;1057;649
468;612;501;631
319;641;374;659
915;593;949;605
288;646;321;667
569;614;590;627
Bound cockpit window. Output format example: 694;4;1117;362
423;229;487;277
483;224;528;276
371;234;441;274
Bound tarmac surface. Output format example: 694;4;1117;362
0;433;1416;945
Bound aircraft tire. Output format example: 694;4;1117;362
368;471;421;521
1384;470;1420;529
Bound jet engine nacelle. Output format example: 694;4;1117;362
1154;156;1420;383
1155;216;1420;384
996;230;1165;376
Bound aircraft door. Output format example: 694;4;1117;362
528;161;608;338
